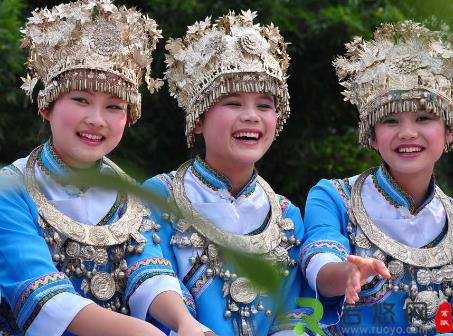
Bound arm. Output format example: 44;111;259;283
318;256;390;303
0;179;164;336
126;175;204;335
303;179;390;303
68;303;164;336
149;291;203;335
301;179;352;294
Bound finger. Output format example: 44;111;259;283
345;285;359;304
372;259;391;278
347;254;368;269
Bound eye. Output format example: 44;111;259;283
223;101;241;106
71;96;89;104
107;104;125;110
416;114;434;122
257;103;274;109
380;117;398;124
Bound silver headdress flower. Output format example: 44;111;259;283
165;10;291;147
21;0;163;125
334;20;453;147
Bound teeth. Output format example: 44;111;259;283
79;132;103;140
234;132;259;139
398;147;422;153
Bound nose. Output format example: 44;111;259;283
240;105;260;123
398;120;418;140
85;105;107;128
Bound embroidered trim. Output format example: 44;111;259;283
124;258;175;299
184;264;213;300
182;290;196;313
98;193;127;225
271;310;315;333
12;272;75;331
156;173;174;194
372;166;407;210
357;283;391;305
0;164;23;177
422;222;448;248
125;258;172;276
279;195;291;214
236;169;257;198
247;209;271;235
330;178;352;204
301;241;349;275
372;165;435;215
191;156;257;198
192;156;231;192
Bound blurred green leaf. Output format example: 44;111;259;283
62;169;282;296
221;246;282;298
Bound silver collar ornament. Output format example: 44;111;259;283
167;160;300;335
25;145;161;311
348;168;453;333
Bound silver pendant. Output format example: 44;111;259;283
229;277;258;304
90;272;116;301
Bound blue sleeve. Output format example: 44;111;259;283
142;175;197;319
301;179;352;276
300;179;353;327
0;177;78;333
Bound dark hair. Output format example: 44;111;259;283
190;133;206;159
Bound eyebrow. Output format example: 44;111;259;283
73;90;123;100
259;95;274;102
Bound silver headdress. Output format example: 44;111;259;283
165;10;290;147
334;20;453;147
20;0;163;125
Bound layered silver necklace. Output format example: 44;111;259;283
25;145;159;313
170;160;299;335
348;168;453;333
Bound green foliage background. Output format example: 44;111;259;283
1;0;452;208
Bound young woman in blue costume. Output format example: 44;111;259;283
143;10;330;336
301;21;453;335
0;1;204;335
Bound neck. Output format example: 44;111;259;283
51;141;98;170
387;167;433;209
203;155;255;195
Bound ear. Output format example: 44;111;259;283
370;136;379;152
447;129;453;146
39;108;51;121
193;121;203;134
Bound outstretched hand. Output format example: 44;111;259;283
345;255;390;304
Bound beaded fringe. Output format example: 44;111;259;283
360;90;453;148
185;75;290;147
37;71;141;126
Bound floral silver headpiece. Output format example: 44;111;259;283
334;20;453;147
20;0;163;125
165;10;290;147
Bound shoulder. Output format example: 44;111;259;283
276;194;301;219
1;157;27;177
307;176;358;206
143;172;176;198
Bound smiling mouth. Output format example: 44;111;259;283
232;131;261;141
396;146;423;153
77;132;105;142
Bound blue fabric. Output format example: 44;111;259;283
143;173;333;335
0;161;175;335
303;177;452;336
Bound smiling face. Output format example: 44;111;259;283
371;110;453;181
40;90;127;169
195;92;277;172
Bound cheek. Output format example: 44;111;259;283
50;110;81;132
110;113;127;137
265;113;277;132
